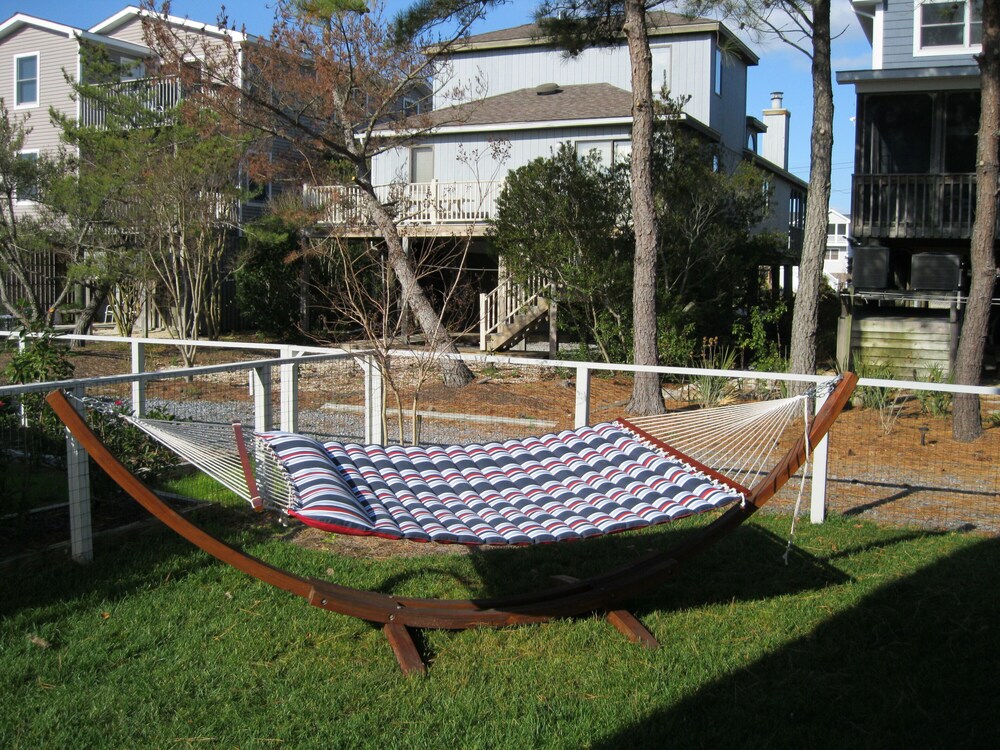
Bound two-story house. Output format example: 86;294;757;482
0;6;258;327
837;0;989;377
305;12;808;351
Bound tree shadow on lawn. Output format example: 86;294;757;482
461;522;852;617
590;534;1000;750
0;505;266;620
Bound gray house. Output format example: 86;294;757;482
838;0;988;377
305;13;808;350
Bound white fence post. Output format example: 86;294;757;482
66;385;93;563
252;365;272;431
363;356;385;444
810;390;831;524
131;339;145;417
280;347;298;432
575;364;591;428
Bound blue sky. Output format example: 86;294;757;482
1;0;873;213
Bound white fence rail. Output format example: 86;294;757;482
4;331;1000;563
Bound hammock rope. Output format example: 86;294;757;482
626;393;806;490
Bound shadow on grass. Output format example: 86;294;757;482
590;534;1000;749
0;505;264;620
460;522;852;617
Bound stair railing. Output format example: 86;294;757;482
479;274;551;350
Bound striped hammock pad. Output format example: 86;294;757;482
256;422;744;545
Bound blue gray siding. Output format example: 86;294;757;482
882;0;979;69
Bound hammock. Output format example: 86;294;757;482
47;374;856;675
119;388;816;544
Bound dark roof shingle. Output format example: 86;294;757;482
420;83;634;129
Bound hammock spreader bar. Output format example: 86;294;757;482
45;373;857;676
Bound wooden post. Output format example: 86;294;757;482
548;301;558;359
835;297;852;373
575;364;591;428
66;386;93;563
810;389;830;524
479;292;487;351
252;365;272;431
949;300;959;378
363;356;385;445
131;339;145;418
280;347;298;433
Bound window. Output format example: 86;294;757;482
402;96;424;117
918;0;982;51
15;151;39;202
714;47;722;96
14;53;39;108
825;247;842;261
120;56;144;81
410;146;433;183
575;139;631;167
651;44;672;96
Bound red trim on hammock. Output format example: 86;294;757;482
286;510;404;540
615;418;751;498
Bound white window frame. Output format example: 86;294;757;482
13;52;40;109
913;0;983;57
15;149;40;204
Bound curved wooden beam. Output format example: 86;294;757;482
46;374;856;633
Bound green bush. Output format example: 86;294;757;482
915;364;952;417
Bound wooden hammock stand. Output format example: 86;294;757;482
46;373;856;676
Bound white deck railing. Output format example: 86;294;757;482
304;180;502;227
79;75;183;129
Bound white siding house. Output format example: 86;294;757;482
310;12;806;242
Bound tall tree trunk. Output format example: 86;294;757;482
953;0;1000;442
788;0;833;378
624;0;665;415
367;196;474;387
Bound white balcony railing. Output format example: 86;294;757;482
304;180;502;227
79;75;183;129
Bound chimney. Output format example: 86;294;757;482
762;91;790;171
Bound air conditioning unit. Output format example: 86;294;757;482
852;246;889;290
911;253;961;291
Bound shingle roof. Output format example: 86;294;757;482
460;11;715;46
418;83;634;129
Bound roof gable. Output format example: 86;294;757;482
89;5;248;43
0;13;81;41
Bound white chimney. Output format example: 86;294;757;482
762;91;790;171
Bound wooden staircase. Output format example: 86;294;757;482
479;276;553;351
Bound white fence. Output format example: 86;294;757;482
3;332;1000;564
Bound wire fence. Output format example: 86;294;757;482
2;332;1000;564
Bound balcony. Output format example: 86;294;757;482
79;75;183;129
304;180;502;230
852;173;980;240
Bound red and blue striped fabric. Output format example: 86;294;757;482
258;422;741;544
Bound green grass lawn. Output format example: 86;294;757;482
1;509;998;749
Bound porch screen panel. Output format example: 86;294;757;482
863;94;932;174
